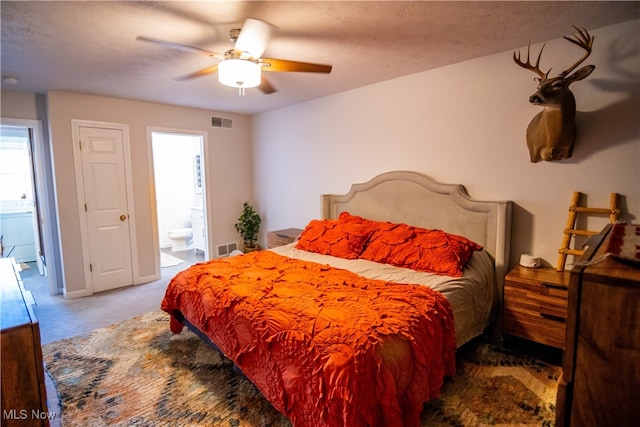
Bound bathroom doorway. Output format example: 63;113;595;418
1;118;62;297
149;129;208;269
0;125;44;273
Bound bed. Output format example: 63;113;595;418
161;171;512;427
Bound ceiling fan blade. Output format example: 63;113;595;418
234;18;274;58
175;64;219;81
136;35;225;60
260;58;332;73
259;76;276;94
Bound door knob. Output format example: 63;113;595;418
120;214;127;221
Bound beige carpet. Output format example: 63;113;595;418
43;311;560;426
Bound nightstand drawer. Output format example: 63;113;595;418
503;266;569;349
267;228;303;249
503;308;567;349
504;280;568;320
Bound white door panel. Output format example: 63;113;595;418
80;126;133;292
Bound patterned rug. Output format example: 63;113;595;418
43;312;560;426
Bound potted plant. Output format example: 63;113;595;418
234;201;262;252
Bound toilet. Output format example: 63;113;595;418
168;228;193;252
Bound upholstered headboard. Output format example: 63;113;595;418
321;171;512;304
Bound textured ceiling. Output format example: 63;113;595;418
2;1;639;115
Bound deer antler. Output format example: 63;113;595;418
561;26;594;77
513;42;549;80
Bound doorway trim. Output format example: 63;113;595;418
146;126;210;276
0;117;60;295
71;119;139;295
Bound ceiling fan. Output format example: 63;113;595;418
137;18;332;95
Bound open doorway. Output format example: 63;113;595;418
150;130;207;270
0;119;60;295
0;125;43;271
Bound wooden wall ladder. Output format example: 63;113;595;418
556;191;619;272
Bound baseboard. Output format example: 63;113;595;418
63;288;90;299
135;273;160;285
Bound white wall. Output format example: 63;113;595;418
46;91;254;296
253;20;640;269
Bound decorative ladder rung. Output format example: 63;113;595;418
558;248;586;256
557;191;619;272
572;206;614;215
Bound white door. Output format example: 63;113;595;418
79;125;133;292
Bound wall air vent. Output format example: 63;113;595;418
211;116;233;129
216;242;239;257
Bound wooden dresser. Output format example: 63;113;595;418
267;228;303;249
1;258;49;426
556;224;640;426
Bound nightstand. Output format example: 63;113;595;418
503;266;570;349
267;228;303;249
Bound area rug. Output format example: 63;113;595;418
160;252;185;268
43;312;560;426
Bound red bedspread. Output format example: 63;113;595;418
161;251;456;427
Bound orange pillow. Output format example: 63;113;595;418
360;224;482;277
296;219;373;259
337;211;383;235
338;211;371;224
300;212;482;275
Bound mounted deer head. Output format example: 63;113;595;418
514;26;595;162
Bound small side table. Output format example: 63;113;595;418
503;266;570;349
267;228;303;249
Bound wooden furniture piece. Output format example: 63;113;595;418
556;224;640;426
557;191;619;271
267;228;303;249
503;266;569;349
1;258;49;426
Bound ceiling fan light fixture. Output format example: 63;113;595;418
218;59;261;90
